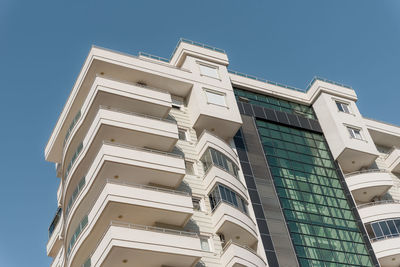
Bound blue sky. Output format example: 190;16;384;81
0;1;399;266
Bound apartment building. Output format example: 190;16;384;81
45;39;400;267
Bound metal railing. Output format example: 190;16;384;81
83;220;198;266
371;233;400;243
221;240;260;258
229;70;353;93
63;110;82;148
102;140;183;158
105;178;190;196
139;51;169;63
345;169;387;178
228;69;306;93
171;38;226;59
358;200;400;209
98;105;176;123
111;220;198;237
306;76;353;90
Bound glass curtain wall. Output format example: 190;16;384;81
256;120;373;266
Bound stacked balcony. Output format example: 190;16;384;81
46;76;202;267
197;130;259;251
385;147;400;174
220;241;267;267
345;170;394;203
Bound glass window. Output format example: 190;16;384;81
336;101;351;114
200;237;211;251
200;148;239;179
347;126;363;140
209;184;247;214
192;197;202;211
199;64;219;79
185;161;195;175
205;90;226;106
178;128;187;141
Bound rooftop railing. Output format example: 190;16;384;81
345;169;387;178
171;38;226;59
139;51;170;63
228;69;306;93
229;69;353;93
357;200;400;209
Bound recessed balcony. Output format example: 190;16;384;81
73;221;201;267
46;208;63;257
212;202;258;249
385;147;400;174
46;75;176;163
345;170;393;203
64;141;185;212
221;241;266;267
371;237;400;267
358;200;400;223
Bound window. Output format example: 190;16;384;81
199;64;219;79
200;237;211;251
192;197;202;211
205;90;226;107
200;147;239;178
336;101;351;114
178;128;187;141
209;184;247;214
171;96;183;109
185;161;195;175
347;126;363;140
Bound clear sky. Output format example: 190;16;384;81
0;1;399;266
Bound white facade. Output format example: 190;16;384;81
46;39;400;267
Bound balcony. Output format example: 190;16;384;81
345;170;393;203
64;141;186;214
212;201;258;249
371;236;400;267
46;75;178;163
73;221;201;267
65;178;194;242
385;147;400;174
358;200;400;223
203;165;248;201
221;241;266;267
196;130;239;164
63;105;178;167
46;208;63;257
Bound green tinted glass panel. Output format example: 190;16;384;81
255;119;373;266
234;88;316;119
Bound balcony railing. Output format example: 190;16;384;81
64;142;83;178
65;176;86;218
345;169;387;178
48;207;62;238
139;52;170;63
102;140;183;158
358;200;400;209
98;105;176;123
63;110;82;148
83;220;198;267
371;233;400;243
222;240;255;254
